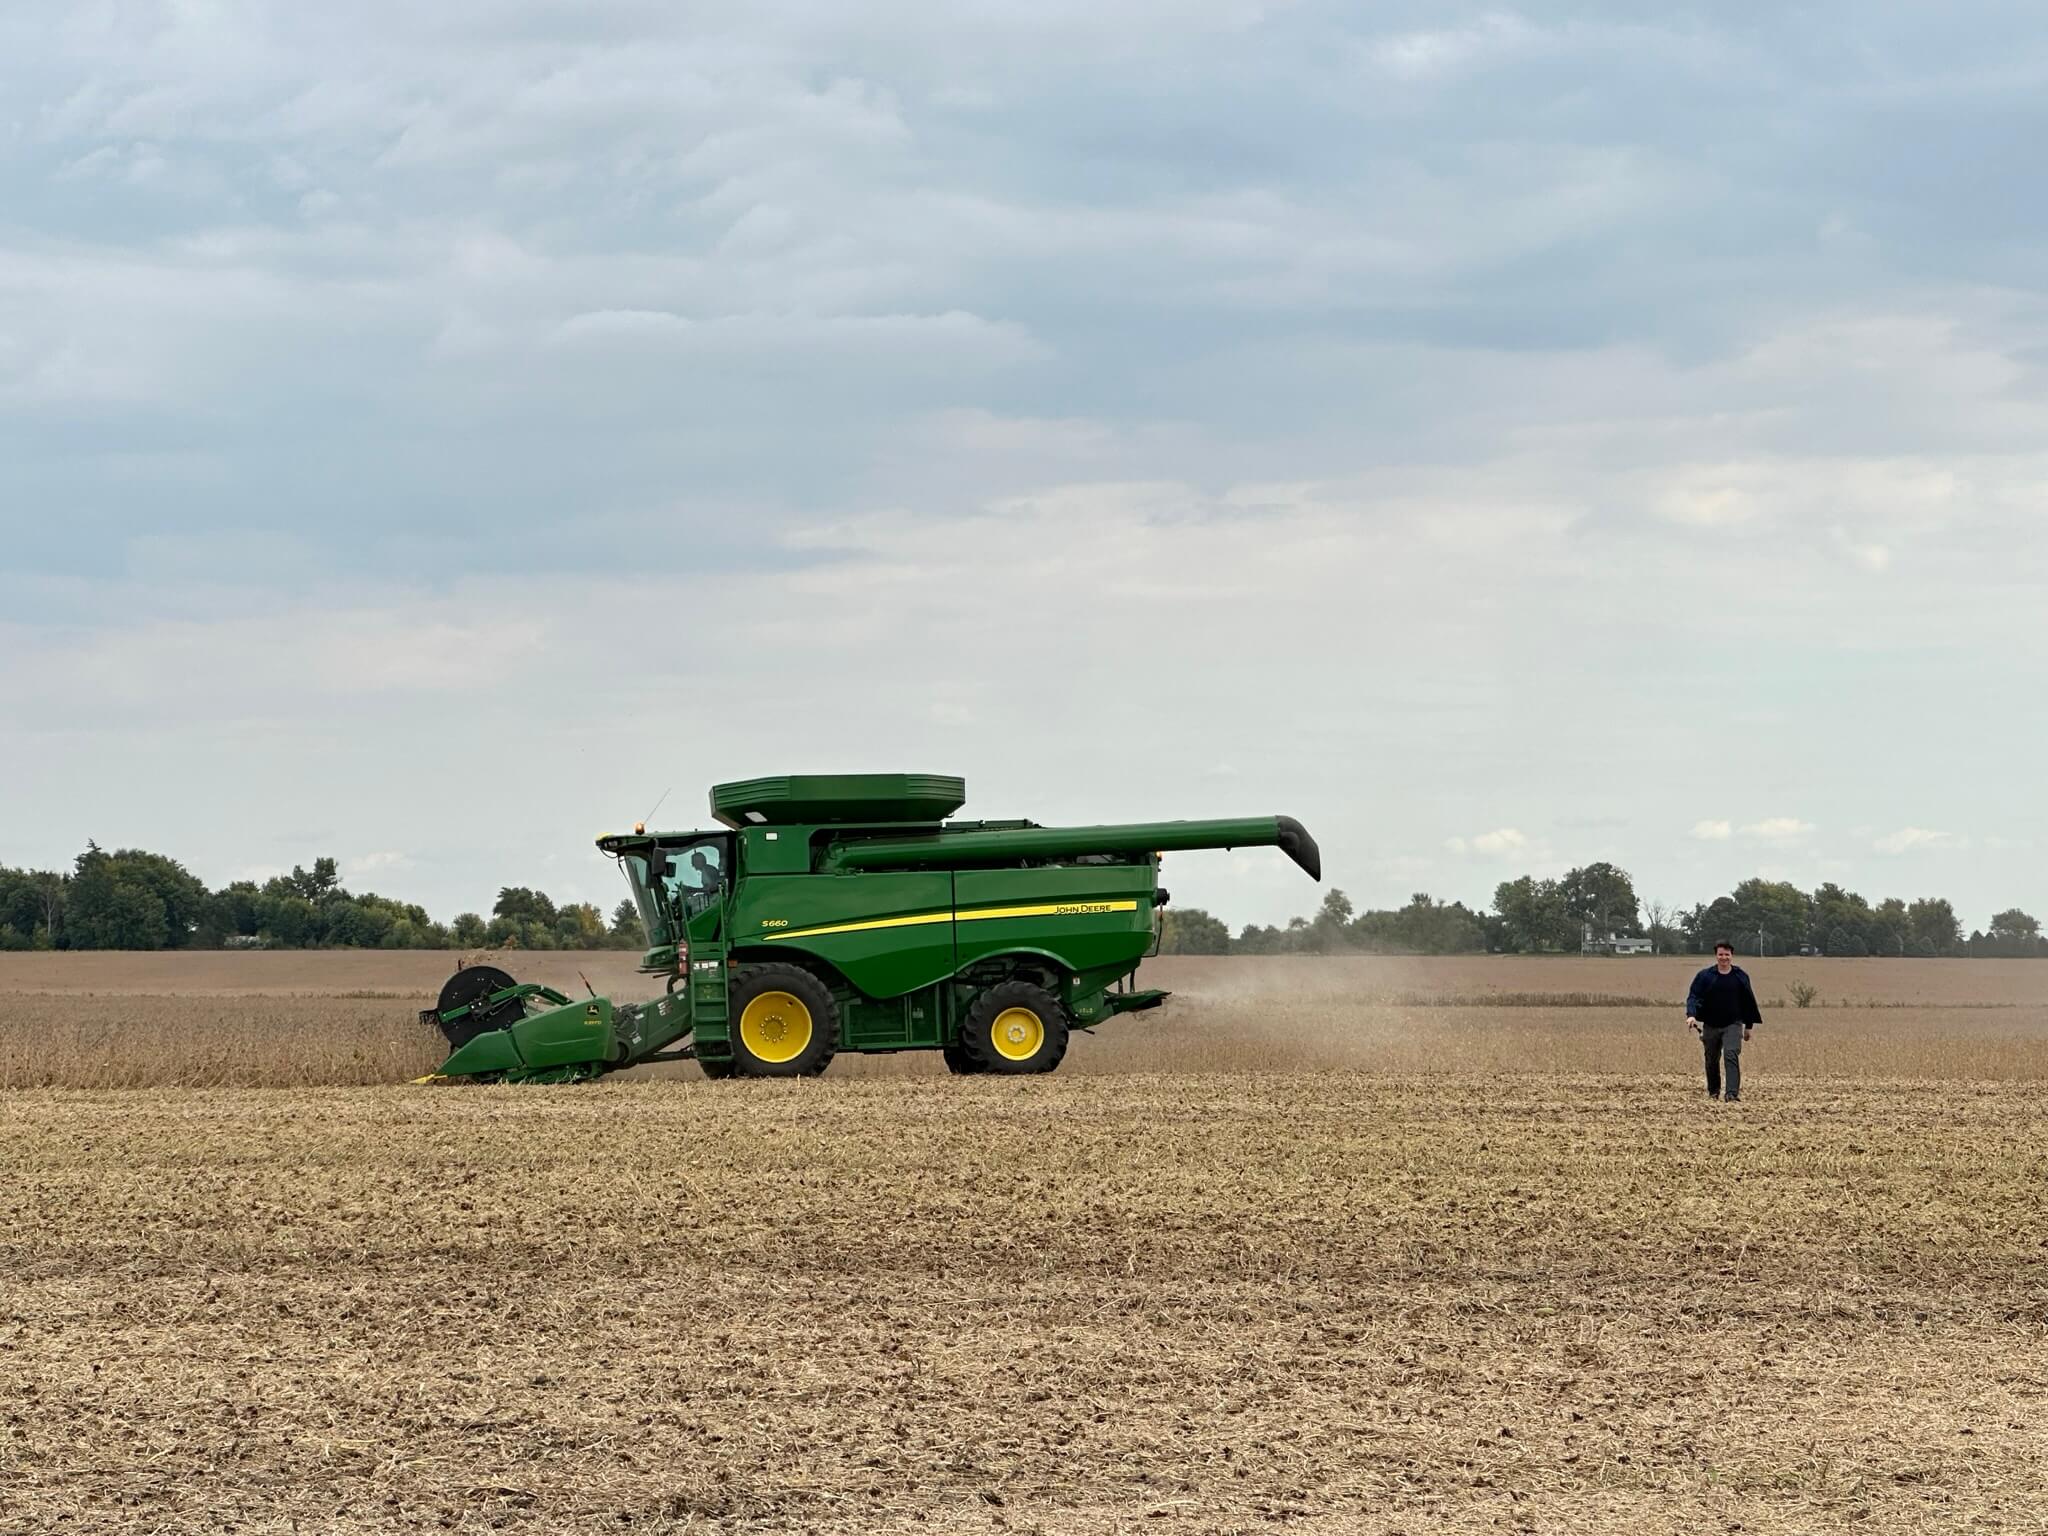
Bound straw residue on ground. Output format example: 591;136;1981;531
4;953;2046;1087
5;1074;2046;1535
3;952;2046;1534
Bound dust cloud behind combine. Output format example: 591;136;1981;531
2;953;2045;1533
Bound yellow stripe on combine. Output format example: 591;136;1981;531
956;900;1138;924
763;899;1138;943
762;910;955;942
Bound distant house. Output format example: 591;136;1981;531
1582;928;1654;956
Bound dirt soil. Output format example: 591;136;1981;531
5;953;2046;1089
2;956;2045;1533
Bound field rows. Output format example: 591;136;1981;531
4;1074;2046;1534
3;954;2044;1533
2;954;2044;1089
5;951;2045;1004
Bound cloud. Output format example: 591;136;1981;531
0;600;552;722
1657;479;1765;528
1874;828;1952;855
1448;828;1528;856
551;308;696;342
5;3;2048;929
346;851;412;877
1834;527;1893;571
1740;818;1814;842
1367;14;1542;81
548;307;1049;365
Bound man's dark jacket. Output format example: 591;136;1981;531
1687;964;1763;1029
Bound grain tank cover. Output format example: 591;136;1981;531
710;773;966;829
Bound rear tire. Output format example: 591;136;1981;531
960;981;1070;1075
728;964;840;1078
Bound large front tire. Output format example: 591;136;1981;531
959;981;1070;1075
728;965;840;1078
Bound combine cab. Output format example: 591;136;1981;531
422;773;1319;1083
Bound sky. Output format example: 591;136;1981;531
3;2;2046;933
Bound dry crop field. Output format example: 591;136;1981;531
2;954;2045;1534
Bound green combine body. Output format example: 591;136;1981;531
422;774;1319;1082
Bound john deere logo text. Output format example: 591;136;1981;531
1053;902;1116;916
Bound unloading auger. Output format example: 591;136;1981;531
419;773;1319;1082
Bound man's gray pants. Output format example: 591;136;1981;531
1701;1024;1743;1100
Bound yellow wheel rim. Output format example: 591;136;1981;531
990;1006;1045;1062
738;991;813;1065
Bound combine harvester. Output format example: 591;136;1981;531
420;774;1319;1082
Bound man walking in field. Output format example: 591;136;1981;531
1685;941;1762;1101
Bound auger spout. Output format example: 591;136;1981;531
822;815;1321;881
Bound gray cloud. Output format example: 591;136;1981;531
3;2;2045;927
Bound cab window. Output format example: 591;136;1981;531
661;839;726;916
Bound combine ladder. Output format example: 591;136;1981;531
686;938;733;1065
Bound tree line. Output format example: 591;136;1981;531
1161;860;2046;959
0;845;644;952
5;843;2041;960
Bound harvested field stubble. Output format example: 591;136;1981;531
3;953;2045;1088
1046;995;2048;1081
6;950;2044;1004
3;953;2047;1533
3;1077;2046;1535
